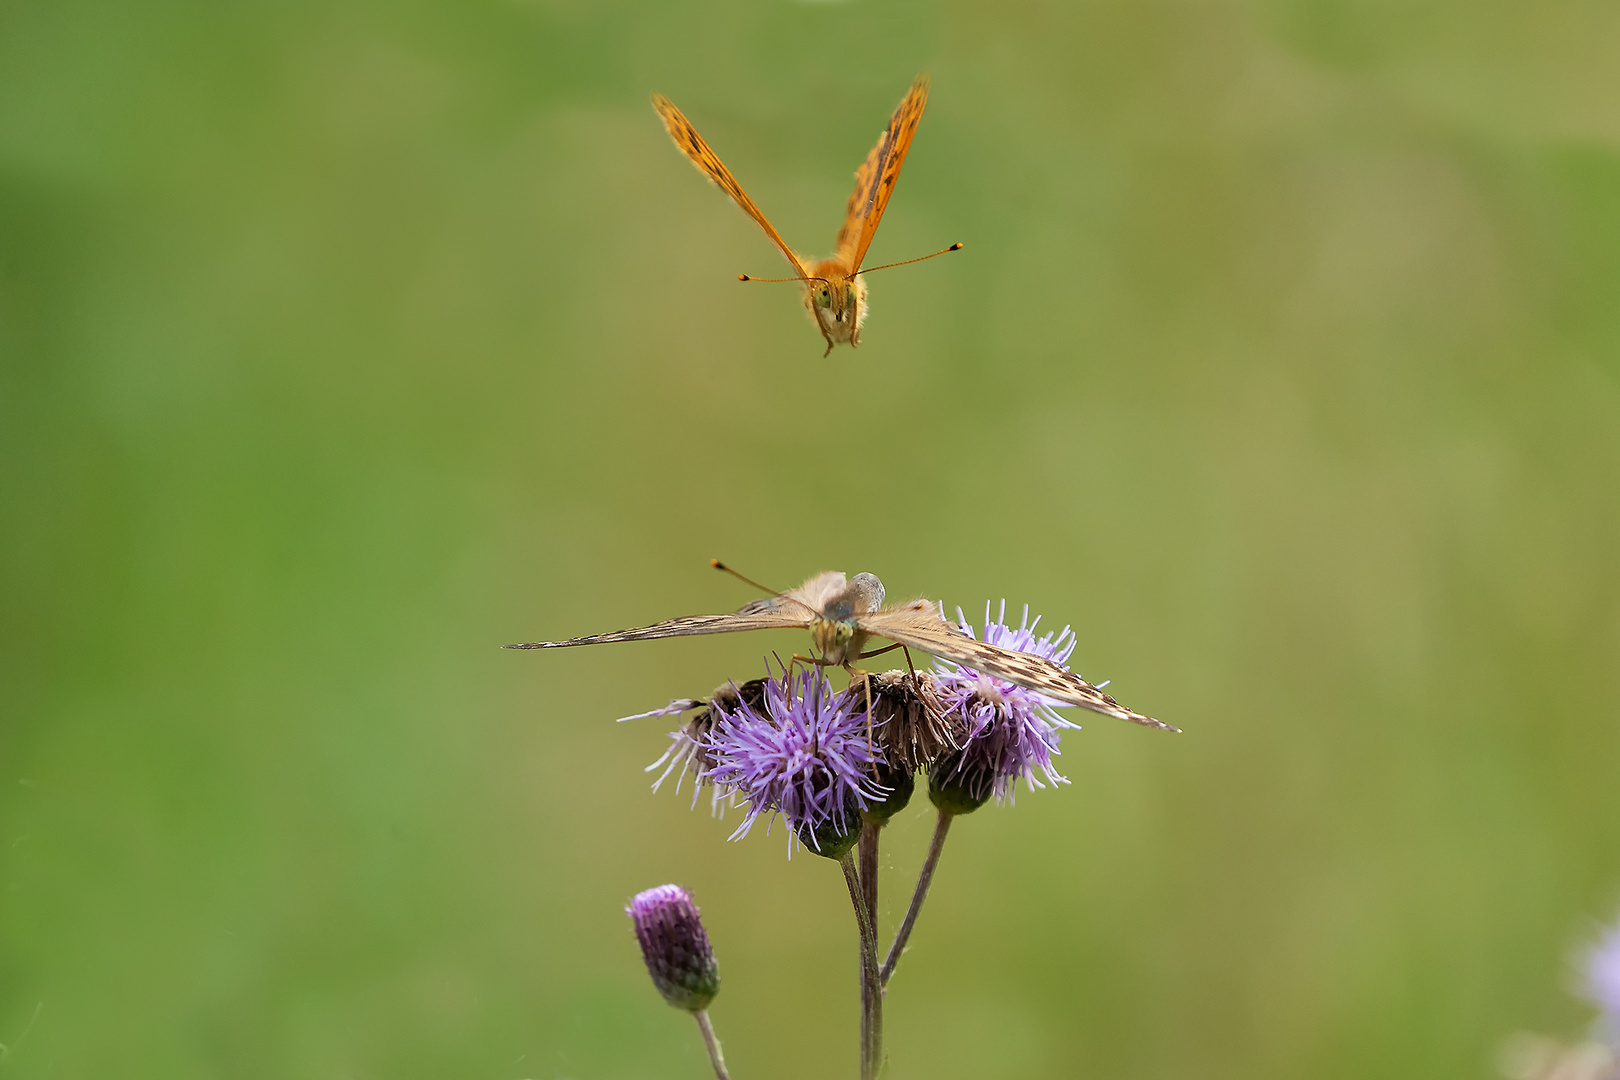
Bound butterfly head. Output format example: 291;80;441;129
805;262;868;346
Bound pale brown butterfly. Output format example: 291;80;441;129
506;563;1176;733
652;75;961;356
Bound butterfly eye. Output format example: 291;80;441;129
818;288;830;305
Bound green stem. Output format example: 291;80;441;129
841;849;882;1080
859;820;881;952
857;821;881;1073
693;1009;730;1080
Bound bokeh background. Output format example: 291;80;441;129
4;0;1620;1077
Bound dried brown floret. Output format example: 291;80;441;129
866;669;963;772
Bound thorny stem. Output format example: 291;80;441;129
841;850;882;1080
880;809;953;989
693;1009;731;1080
858;821;881;1074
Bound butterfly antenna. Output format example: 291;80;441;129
712;559;826;620
711;559;783;596
738;274;830;284
855;242;963;276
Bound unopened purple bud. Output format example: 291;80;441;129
627;884;721;1012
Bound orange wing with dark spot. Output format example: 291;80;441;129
835;74;930;272
857;601;1178;732
652;93;808;278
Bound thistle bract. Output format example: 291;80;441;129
862;760;916;825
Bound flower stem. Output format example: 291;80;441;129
841;849;882;1080
693;1009;731;1080
857;820;881;1074
880;809;953;989
859;820;881;947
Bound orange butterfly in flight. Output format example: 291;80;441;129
652;75;961;356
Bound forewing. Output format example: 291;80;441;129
652;93;809;278
835;74;930;271
507;608;811;650
858;602;1178;732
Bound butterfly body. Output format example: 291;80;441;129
805;570;884;664
507;569;1177;733
652;76;936;355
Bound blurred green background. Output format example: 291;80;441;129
3;0;1619;1076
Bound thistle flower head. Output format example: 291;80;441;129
1589;915;1620;1042
626;884;721;1012
930;601;1083;806
869;669;962;771
703;664;889;856
622;680;768;817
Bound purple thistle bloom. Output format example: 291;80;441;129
931;601;1086;805
703;665;888;854
1589;915;1620;1041
620;681;769;818
621;697;708;785
627;884;721;1012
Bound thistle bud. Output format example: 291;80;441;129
627;884;721;1012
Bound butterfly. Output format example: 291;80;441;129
506;565;1176;733
652;75;961;356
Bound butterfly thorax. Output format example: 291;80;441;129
808;571;885;665
803;259;868;347
810;614;868;667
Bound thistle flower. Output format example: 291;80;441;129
703;665;888;856
929;601;1085;807
627;884;721;1012
869;668;961;772
621;680;768;816
1589;915;1620;1044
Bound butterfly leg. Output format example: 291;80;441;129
894;644;953;746
856;642;903;661
784;652;834;691
844;663;878;762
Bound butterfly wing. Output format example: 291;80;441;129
506;607;812;650
652;93;810;279
835;74;930;272
857;601;1179;732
